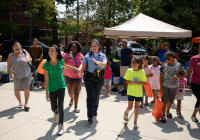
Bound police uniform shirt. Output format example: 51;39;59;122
82;51;107;73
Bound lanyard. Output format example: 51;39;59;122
33;46;38;57
74;57;77;73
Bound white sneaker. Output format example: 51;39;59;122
53;112;59;123
57;124;64;136
105;93;110;97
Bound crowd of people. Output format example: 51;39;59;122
5;38;200;135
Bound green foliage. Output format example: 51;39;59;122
0;20;26;37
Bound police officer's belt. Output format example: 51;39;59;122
87;72;98;76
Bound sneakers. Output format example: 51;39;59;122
112;87;119;92
121;90;127;96
53;112;59;123
105;93;110;97
119;90;126;94
57;124;64;136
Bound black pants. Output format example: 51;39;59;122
85;75;104;118
49;88;65;124
191;82;200;109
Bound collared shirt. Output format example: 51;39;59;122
82;51;107;73
121;47;132;66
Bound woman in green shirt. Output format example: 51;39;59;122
43;45;80;136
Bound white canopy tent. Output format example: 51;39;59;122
104;13;192;39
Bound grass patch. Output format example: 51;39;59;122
107;55;120;62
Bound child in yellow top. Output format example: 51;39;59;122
123;57;147;130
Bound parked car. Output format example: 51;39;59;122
115;42;148;59
0;40;49;58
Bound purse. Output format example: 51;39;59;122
22;50;36;72
144;81;153;97
152;92;164;120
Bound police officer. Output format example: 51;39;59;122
79;39;107;123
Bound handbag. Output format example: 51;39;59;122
22;50;36;72
152;92;164;120
144;81;153;97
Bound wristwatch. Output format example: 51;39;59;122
97;61;99;65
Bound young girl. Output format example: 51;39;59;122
176;71;187;119
123;57;147;130
150;56;162;103
43;45;80;136
140;56;153;108
104;62;112;97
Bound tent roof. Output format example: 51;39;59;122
192;37;200;43
104;13;192;39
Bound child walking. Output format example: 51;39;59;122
160;51;185;123
43;45;80;136
150;56;162;103
123;57;147;130
140;56;153;108
104;62;112;97
176;71;187;119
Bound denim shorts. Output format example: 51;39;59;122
127;95;143;102
65;76;82;85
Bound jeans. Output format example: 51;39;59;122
49;88;65;124
85;75;104;118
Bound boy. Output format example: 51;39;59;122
108;58;120;92
160;51;185;123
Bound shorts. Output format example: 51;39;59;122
113;77;120;84
120;66;129;78
65;76;82;85
127;95;143;102
37;73;44;83
175;94;184;100
104;79;110;85
13;76;32;89
162;86;177;104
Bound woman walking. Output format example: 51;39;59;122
63;41;84;113
79;39;107;123
7;42;32;110
43;45;80;136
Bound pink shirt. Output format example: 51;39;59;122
176;78;187;94
189;55;200;84
142;65;153;83
63;52;84;78
104;67;111;79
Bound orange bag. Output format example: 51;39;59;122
152;92;164;120
144;81;153;98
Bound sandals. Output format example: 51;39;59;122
178;114;184;119
144;103;148;106
160;117;166;123
69;101;73;106
124;111;128;121
75;108;80;113
139;105;144;108
24;106;30;110
150;100;155;104
166;113;172;118
134;124;139;130
191;117;198;122
18;103;23;108
176;109;179;114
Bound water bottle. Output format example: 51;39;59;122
69;51;73;57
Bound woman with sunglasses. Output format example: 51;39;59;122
43;45;80;136
63;41;84;113
123;57;147;130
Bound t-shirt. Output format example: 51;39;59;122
63;52;84;78
42;59;65;93
189;55;200;85
124;68;147;97
142;65;153;83
110;62;120;77
157;49;166;62
176;78;187;94
121;47;132;66
37;59;47;75
104;67;111;79
29;46;43;64
160;62;185;89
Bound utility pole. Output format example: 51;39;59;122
86;0;89;53
77;0;79;42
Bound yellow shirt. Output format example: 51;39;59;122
124;68;147;97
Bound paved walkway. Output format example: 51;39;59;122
0;81;199;140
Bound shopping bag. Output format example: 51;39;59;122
144;81;153;98
152;92;164;120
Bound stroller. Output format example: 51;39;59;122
30;69;38;91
